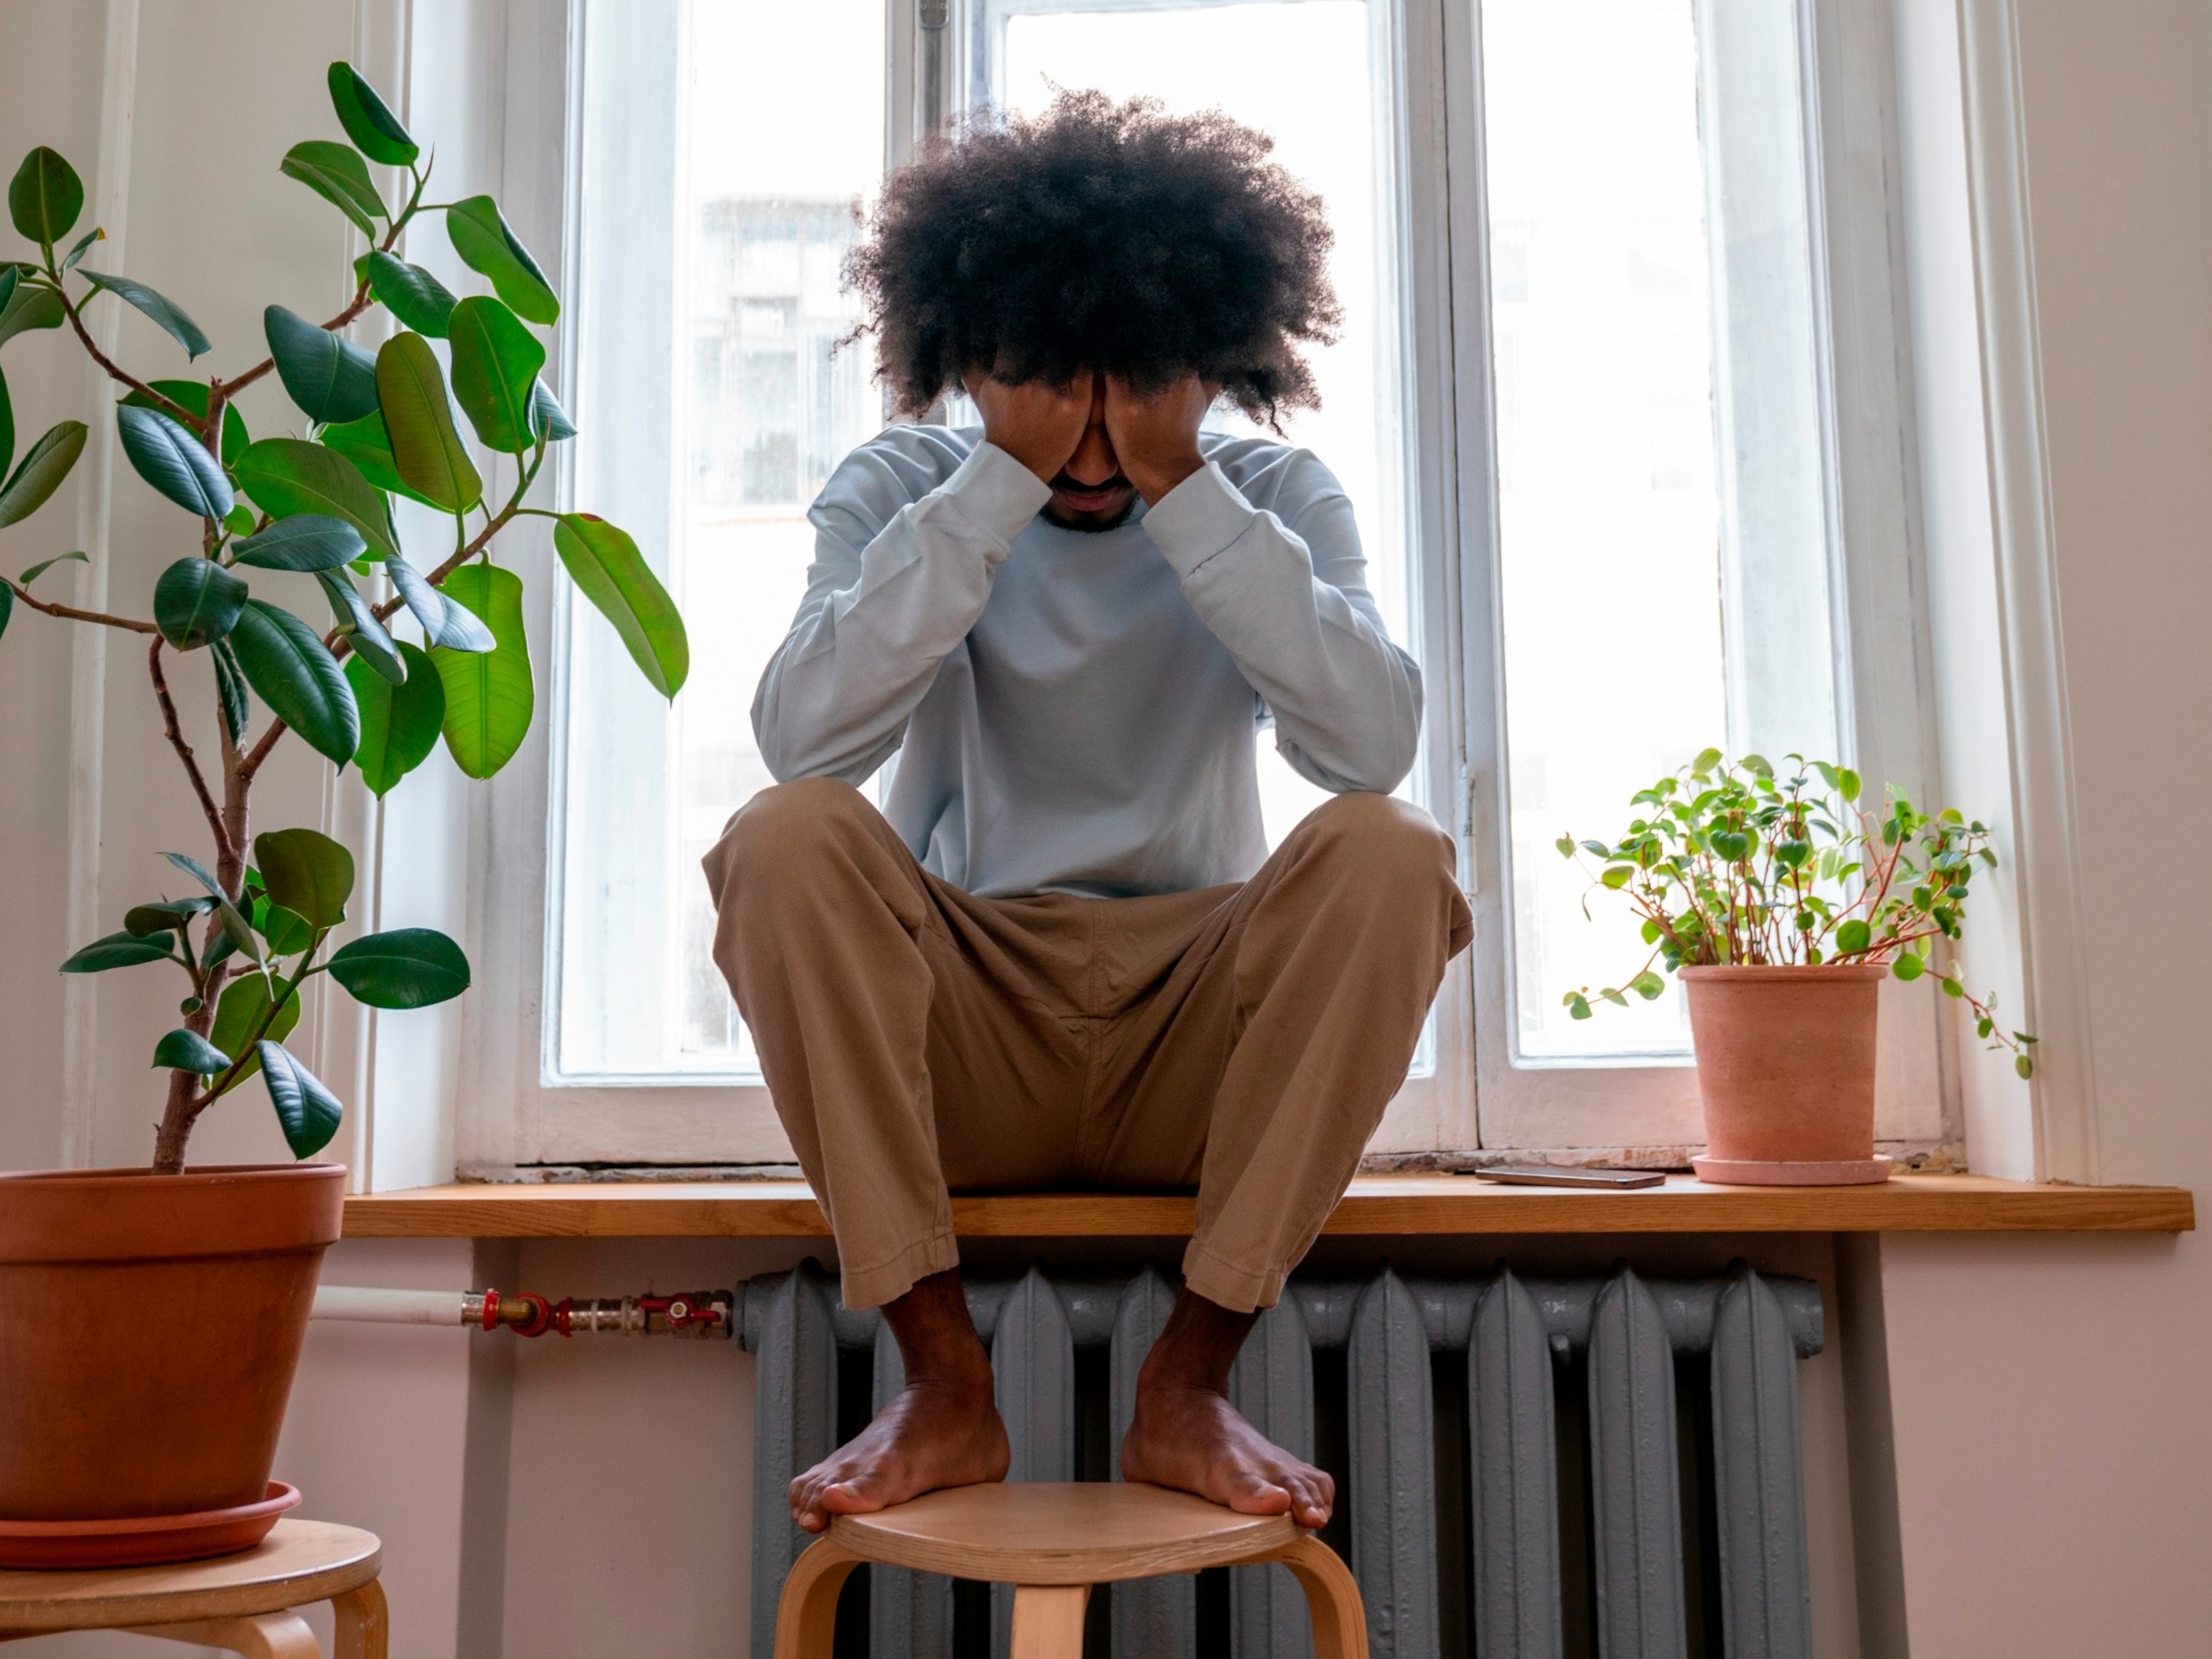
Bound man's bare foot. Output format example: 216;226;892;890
1120;1290;1335;1530
788;1269;1010;1534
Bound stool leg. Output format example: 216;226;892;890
774;1538;864;1659
1007;1584;1090;1659
125;1611;322;1659
333;1578;389;1659
1269;1537;1370;1659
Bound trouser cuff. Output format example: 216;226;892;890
839;1228;960;1311
1180;1238;1287;1315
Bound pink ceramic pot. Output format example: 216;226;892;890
1681;964;1892;1185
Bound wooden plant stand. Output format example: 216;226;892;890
0;1519;385;1658
775;1483;1364;1659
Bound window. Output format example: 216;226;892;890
474;0;1928;1173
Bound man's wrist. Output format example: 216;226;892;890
1125;450;1205;504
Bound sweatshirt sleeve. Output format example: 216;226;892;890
1141;453;1422;794
752;433;1051;782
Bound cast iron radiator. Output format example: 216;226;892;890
734;1261;1823;1659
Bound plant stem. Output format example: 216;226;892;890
148;638;233;866
5;579;158;634
55;284;204;431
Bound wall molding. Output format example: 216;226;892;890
1954;0;2100;1184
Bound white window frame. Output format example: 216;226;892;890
441;0;1949;1178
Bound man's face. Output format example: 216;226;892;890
1040;374;1139;533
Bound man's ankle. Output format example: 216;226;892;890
881;1268;995;1393
1136;1288;1260;1398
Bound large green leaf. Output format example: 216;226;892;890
316;569;405;684
366;251;454;337
444;197;558;324
228;599;360;763
0;275;63;349
327;927;470;1007
123;382;247;468
349;640;444;796
211;637;249;743
375;332;480;511
204;971;300;1092
8;148;82;246
431;562;531;778
0;580;9;644
327;63;418;166
117;405;233;518
125;896;213;938
279;140;385;240
0;420;85;528
60;930;177;973
253;827;354;930
80;269;210;359
231;513;364;572
553;513;688;697
264;305;379;425
161;850;260;965
317;408;436;507
152;1028;230;1076
386;553;493;651
260;1041;343;1158
233;439;396;560
0;359;12;477
446;296;543;455
153;556;248;649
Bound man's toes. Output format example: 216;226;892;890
819;1473;889;1516
1220;1467;1293;1516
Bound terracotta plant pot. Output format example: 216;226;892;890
0;1163;343;1565
1680;964;1892;1185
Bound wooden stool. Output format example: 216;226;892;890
0;1519;385;1658
775;1483;1366;1659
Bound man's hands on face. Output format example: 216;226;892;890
1103;373;1210;505
966;370;1094;484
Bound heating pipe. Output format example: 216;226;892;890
311;1285;732;1339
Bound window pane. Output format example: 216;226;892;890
1482;0;1835;1063
984;0;1412;848
556;1;885;1082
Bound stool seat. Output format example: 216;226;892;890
776;1483;1366;1659
832;1480;1300;1583
0;1520;385;1658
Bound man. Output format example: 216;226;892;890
704;92;1470;1537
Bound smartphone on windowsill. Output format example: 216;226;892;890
1473;1166;1667;1190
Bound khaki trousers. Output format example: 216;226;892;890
703;779;1471;1313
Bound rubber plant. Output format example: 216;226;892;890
0;65;688;1174
1556;750;2036;1074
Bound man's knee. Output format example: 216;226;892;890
1296;791;1457;890
702;777;878;906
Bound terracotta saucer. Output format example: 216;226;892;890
0;1481;301;1569
1691;1155;1894;1187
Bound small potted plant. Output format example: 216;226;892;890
0;66;687;1565
1557;751;2033;1185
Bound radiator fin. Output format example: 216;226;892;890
747;1262;840;1659
1468;1267;1564;1659
1349;1268;1441;1659
991;1267;1074;1658
1589;1267;1689;1659
1712;1266;1814;1658
1231;1295;1319;1659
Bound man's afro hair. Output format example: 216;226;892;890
844;91;1341;427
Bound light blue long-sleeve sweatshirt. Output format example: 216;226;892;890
752;425;1422;899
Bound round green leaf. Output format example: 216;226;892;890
552;514;688;697
233;438;397;561
227;598;360;763
153;557;248;649
1834;918;1872;955
253;827;354;930
152;1028;230;1076
349;640;444;796
431;563;532;778
0;420;86;529
264;305;380;426
446;296;544;454
9;147;83;246
443;196;558;324
367;250;455;336
258;1040;344;1159
327;926;470;1008
117;404;233;518
81;269;210;359
279;140;386;240
231;513;365;572
205;972;300;1094
1892;953;1925;982
60;930;176;973
327;63;418;166
376;332;481;511
124;382;248;468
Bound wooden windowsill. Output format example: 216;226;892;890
343;1173;2193;1239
